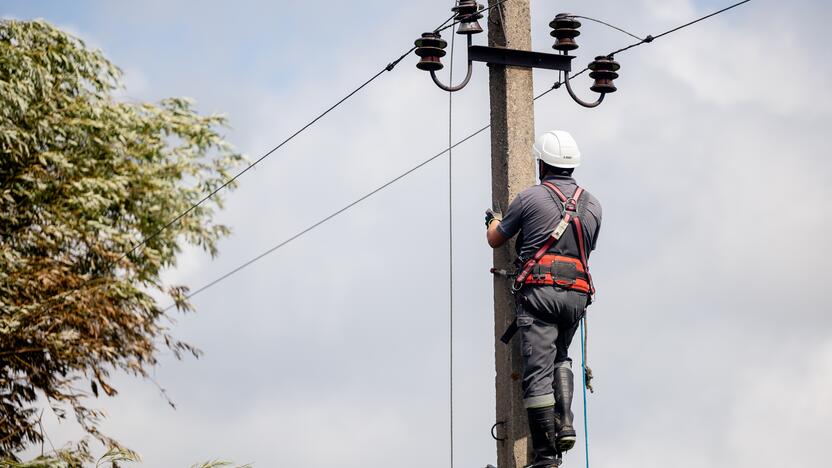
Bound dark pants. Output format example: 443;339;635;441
516;285;587;408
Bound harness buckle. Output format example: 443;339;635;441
562;197;578;215
531;264;546;281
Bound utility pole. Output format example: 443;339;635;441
488;1;536;467
413;2;751;467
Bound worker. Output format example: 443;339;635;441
485;130;602;467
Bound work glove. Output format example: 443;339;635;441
485;208;502;227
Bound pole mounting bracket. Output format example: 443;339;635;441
468;45;575;71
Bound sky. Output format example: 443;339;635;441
5;0;832;467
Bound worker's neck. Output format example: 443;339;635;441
542;171;574;180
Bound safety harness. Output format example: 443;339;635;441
515;181;594;294
496;181;595;344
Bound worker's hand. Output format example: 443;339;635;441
485;208;503;227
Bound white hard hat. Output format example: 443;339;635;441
533;130;581;169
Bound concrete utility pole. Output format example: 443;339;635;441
487;0;536;467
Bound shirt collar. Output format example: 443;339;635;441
542;174;576;183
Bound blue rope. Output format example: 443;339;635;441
579;317;590;468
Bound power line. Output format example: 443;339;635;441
165;93;555;309
164;132;473;309
164;122;493;311
653;0;752;41
116;47;415;266
568;15;646;41
446;21;456;468
33;47;416;312
127;0;511;267
165;0;755;307
607;0;754;57
433;11;458;32
33;6;510;312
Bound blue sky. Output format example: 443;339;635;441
5;1;832;467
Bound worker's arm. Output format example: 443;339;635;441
485;195;522;249
487;219;507;248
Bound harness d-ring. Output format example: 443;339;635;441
511;281;523;294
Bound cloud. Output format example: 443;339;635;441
13;0;832;467
725;338;832;467
589;337;832;468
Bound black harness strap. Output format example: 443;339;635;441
499;321;519;344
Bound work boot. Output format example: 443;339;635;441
526;406;561;468
553;366;576;451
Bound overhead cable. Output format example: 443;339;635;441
167;91;549;308
446;21;456;468
34;6;509;312
607;0;754;57
125;0;512;266
163;121;493;311
116;48;415;265
567;15;646;41
32;47;415;312
166;0;756;306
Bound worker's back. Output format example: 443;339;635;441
497;173;602;263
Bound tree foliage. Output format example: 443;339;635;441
3;445;139;467
0;20;243;458
1;446;253;467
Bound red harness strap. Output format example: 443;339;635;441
513;181;595;296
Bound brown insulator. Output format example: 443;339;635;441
452;0;484;35
588;56;621;93
550;13;582;51
414;32;448;71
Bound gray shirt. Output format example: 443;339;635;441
496;174;602;262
